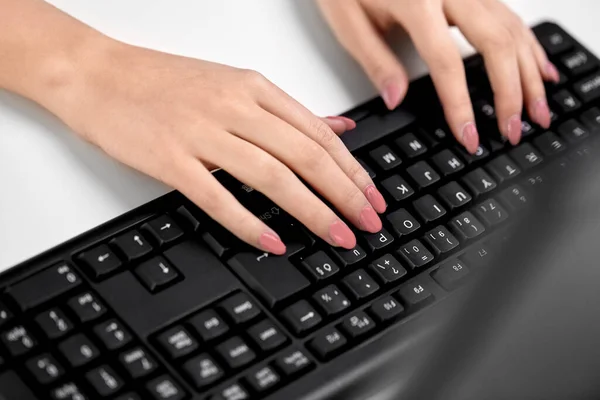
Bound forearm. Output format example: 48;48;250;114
0;0;113;119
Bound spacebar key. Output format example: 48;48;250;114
0;370;39;399
229;246;310;307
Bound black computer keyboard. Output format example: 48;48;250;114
1;22;600;400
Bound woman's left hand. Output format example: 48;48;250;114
317;0;560;154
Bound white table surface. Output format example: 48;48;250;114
1;0;597;271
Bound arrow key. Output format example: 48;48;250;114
77;245;123;280
134;257;180;293
110;230;153;262
142;216;184;246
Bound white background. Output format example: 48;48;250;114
0;0;597;271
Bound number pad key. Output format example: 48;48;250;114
369;254;407;284
312;285;351;316
120;347;158;379
397;240;434;269
475;199;509;226
301;251;339;281
26;353;64;384
68;292;106;323
35;308;73;340
58;334;99;367
188;310;229;342
343;270;380;300
424;226;459;255
450;212;486;240
1;326;37;357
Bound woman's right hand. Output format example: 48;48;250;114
38;33;387;255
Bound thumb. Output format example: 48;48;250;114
318;1;409;109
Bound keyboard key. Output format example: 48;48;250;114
520;120;536;137
397;281;433;307
312;285;351;316
157;326;198;359
381;175;415;202
246;365;280;393
275;348;313;377
0;302;12;328
51;382;88;400
343;270;380;300
450;212;486;240
369;145;402;170
431;259;470;291
422;126;451;147
281;301;322;335
308;327;347;360
500;185;530;211
398;240;434;269
561;49;597;76
574;73;600;104
135;256;180;293
86;366;123;397
413;195;446;222
407;161;440;188
552;89;581;113
35;308;73;340
219;292;262;324
0;371;39;400
68;292;106;323
369;254;407;284
216;337;256;369
110;230;153;261
460;243;494;268
142;216;184;246
77;245;122;279
474;199;509;227
462;168;497;196
457;144;490;164
432;149;465;176
228;250;310;307
26;353;64;384
539;31;573;55
438;182;472;209
183;353;224;389
424;226;459;255
357;158;376;179
510;143;544;170
386;209;420;236
202;226;240;257
487;155;521;183
363;229;395;251
247;320;288;352
120;347;157;379
301;251;340;281
147;375;186;400
558;119;589;142
176;205;201;231
474;98;496;121
524;172;548;193
340;311;376;339
534;131;566;155
369;296;404;323
7;263;81;311
581;106;600;129
1;325;37;356
333;245;367;267
395;132;428;158
188;310;229;341
58;334;99;367
213;383;250;400
94;319;132;351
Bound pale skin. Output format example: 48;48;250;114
0;0;557;255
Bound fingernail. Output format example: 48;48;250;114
507;115;522;145
329;220;357;249
461;122;479;154
364;184;387;213
259;231;286;255
324;117;348;133
532;98;551;129
326;116;356;130
381;80;403;110
359;205;382;233
545;62;561;83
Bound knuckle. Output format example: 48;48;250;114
311;119;338;148
241;69;270;90
298;139;330;171
347;160;368;183
342;185;364;207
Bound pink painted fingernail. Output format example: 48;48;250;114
359;205;382;233
326;116;356;131
545;62;561;83
461;122;480;155
533;98;551;129
364;184;387;213
381;81;403;110
259;231;286;255
324;117;347;133
507;115;522;145
329;220;357;249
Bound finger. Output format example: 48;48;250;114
322;116;356;134
197;131;358;249
231;106;383;231
480;0;550;128
525;28;561;83
174;157;287;255
317;0;408;109
444;0;523;145
254;76;387;213
394;3;479;153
